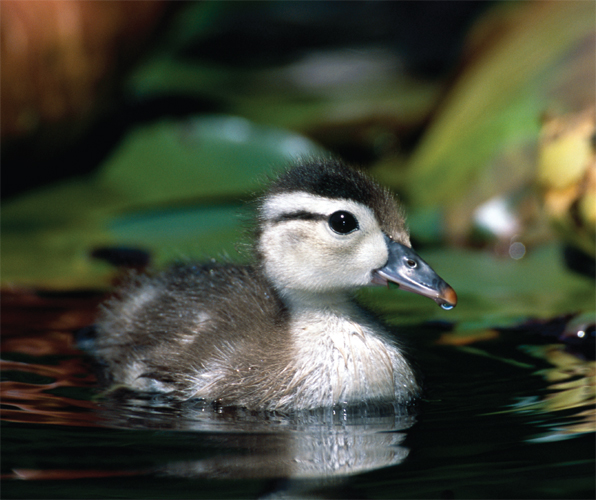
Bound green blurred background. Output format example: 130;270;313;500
2;1;594;324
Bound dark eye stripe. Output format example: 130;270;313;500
271;211;327;224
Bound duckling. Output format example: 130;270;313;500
94;158;456;411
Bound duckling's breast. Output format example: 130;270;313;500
282;306;419;409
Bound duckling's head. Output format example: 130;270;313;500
257;159;457;308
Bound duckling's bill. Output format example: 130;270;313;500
372;235;457;309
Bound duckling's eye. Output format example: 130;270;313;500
328;211;359;235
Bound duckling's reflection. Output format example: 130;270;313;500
98;392;416;479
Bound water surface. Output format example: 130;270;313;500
1;282;594;499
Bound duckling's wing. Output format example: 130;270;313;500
94;263;286;398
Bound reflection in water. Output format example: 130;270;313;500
512;344;595;442
1;291;102;428
99;393;416;479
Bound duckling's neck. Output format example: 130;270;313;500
282;289;354;315
281;288;365;350
281;288;370;348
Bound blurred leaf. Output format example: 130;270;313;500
401;1;594;207
128;53;442;137
98;116;322;205
108;204;249;267
126;1;444;157
537;107;596;256
1;116;322;288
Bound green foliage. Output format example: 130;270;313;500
2;116;321;287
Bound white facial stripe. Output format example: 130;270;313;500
262;192;372;222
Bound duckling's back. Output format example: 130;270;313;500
95;262;293;405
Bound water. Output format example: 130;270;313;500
1;289;594;499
